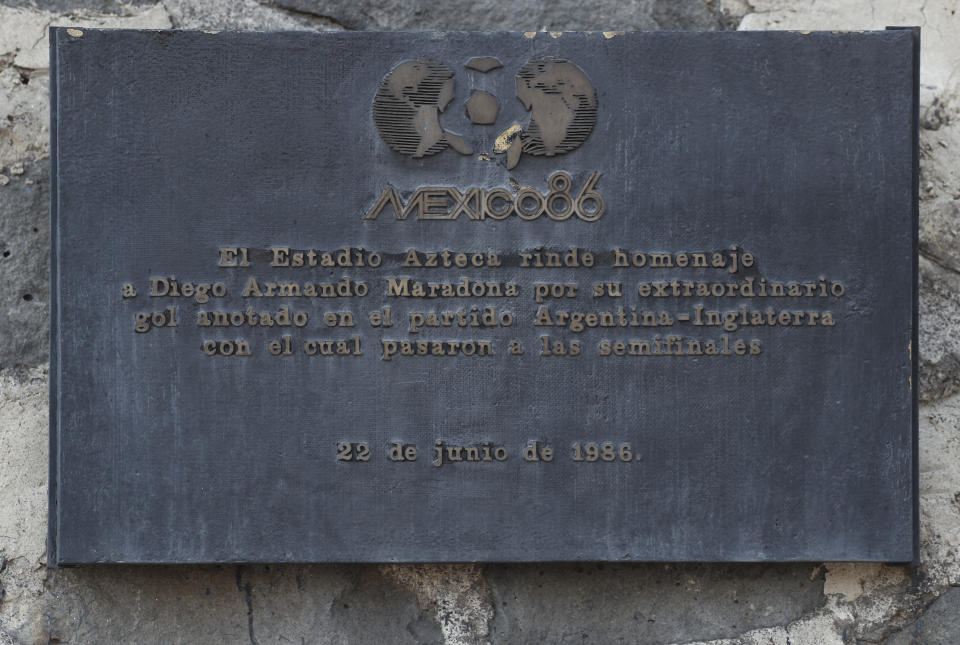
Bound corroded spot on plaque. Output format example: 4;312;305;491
516;58;597;159
373;59;472;158
466;90;499;124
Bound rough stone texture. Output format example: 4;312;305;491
1;1;960;644
0;162;46;369
266;0;746;31
918;122;960;401
883;587;960;645
486;563;825;644
163;0;340;31
1;0;156;14
0;59;48;171
40;564;443;644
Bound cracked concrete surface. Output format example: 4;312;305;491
2;0;960;643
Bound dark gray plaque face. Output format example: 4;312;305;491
49;29;918;564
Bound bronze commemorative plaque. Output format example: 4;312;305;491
49;29;918;564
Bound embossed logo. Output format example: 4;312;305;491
364;171;605;221
373;56;597;169
372;60;474;159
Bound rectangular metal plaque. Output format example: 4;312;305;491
49;29;918;564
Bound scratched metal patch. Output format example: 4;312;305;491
49;29;918;564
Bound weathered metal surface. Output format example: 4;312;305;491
49;29;918;564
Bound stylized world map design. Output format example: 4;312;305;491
373;56;598;169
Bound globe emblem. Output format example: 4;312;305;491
373;56;597;168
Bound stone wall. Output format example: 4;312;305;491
2;1;959;643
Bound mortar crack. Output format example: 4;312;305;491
920;246;960;277
236;566;259;645
255;1;347;29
